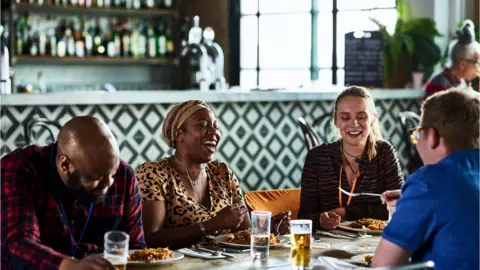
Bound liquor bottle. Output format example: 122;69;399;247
29;32;39;56
147;23;156;58
66;23;75;56
156;19;166;56
129;21;139;57
164;0;172;8
38;27;47;56
138;22;146;57
120;21;130;57
93;20;104;55
83;20;93;57
16;17;26;55
165;19;174;56
132;0;140;9
47;28;57;56
111;21;121;57
74;21;84;57
188;15;202;44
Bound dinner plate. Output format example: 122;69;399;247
214;234;290;248
177;248;226;259
351;253;375;263
128;250;184;265
331;240;379;254
337;221;384;235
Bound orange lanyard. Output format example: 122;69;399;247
338;166;360;207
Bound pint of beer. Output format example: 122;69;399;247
104;231;129;270
290;220;312;270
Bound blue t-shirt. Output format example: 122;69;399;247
382;149;479;270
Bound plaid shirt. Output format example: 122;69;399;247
1;143;146;270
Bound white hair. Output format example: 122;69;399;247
447;19;480;67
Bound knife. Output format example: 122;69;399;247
214;247;250;253
197;247;236;259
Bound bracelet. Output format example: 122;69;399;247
198;222;208;242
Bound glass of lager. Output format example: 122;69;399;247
290;220;312;270
104;231;129;270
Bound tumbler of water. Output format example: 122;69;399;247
104;231;129;270
290;220;312;270
250;211;272;259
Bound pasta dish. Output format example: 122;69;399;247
349;218;387;230
128;248;174;262
224;229;280;245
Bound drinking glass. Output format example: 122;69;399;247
250;211;272;259
290;220;312;270
104;231;129;270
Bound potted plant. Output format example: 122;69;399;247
371;0;443;88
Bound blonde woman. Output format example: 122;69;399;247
298;86;404;231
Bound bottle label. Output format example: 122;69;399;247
167;40;174;53
164;0;172;7
30;45;38;56
123;36;130;56
114;37;121;57
57;40;66;57
39;35;47;56
148;37;156;57
139;36;146;57
107;42;115;57
158;36;166;55
76;41;85;57
50;37;57;56
67;39;75;56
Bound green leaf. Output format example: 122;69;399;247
396;0;411;21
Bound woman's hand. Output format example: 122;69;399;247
319;211;341;230
271;211;291;235
214;203;249;230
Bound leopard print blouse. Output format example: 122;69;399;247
136;158;244;231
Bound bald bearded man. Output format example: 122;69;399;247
1;116;146;270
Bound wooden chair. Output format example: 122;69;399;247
398;111;423;174
244;188;301;219
23;117;61;145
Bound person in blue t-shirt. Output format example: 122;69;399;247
372;88;480;270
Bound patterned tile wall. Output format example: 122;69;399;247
0;99;420;191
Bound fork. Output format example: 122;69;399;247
338;187;382;197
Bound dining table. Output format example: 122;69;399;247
128;233;381;270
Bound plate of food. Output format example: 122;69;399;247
214;229;289;248
351;253;374;264
331;240;379;254
337;218;387;234
128;248;184;265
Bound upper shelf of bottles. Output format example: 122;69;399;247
13;3;177;18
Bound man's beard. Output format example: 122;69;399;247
66;171;106;204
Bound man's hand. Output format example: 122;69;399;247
60;255;117;270
381;189;401;214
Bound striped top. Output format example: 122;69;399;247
298;140;404;231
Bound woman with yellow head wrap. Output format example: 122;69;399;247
136;100;250;249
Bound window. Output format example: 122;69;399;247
235;0;397;88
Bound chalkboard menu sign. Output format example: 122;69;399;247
344;31;383;87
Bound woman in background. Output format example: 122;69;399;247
424;19;480;99
298;86;404;231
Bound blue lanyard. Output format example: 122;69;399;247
58;200;94;258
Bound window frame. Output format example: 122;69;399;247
230;0;396;87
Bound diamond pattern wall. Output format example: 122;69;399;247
0;99;420;191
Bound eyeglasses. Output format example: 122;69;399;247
465;59;480;66
409;127;423;145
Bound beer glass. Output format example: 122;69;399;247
250;211;272;259
290;220;312;270
104;231;129;270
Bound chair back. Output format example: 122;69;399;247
398;111;423;174
24;117;62;145
312;113;335;143
244;188;301;219
298;117;321;151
